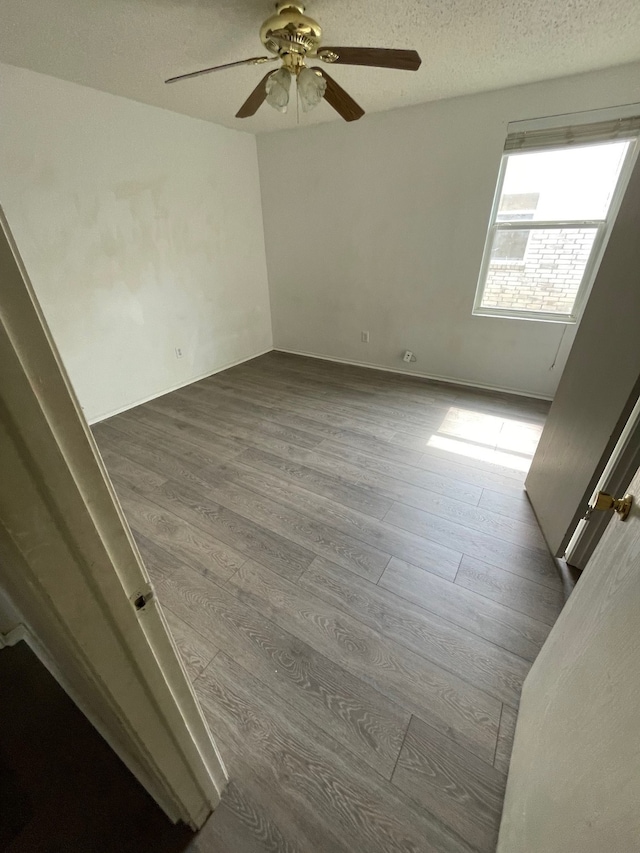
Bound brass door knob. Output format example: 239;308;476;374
590;491;633;521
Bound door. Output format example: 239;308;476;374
497;465;640;852
525;153;640;555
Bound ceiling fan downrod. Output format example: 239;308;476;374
260;3;323;68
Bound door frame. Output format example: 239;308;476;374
564;389;640;569
0;207;226;828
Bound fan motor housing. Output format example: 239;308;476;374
260;3;323;56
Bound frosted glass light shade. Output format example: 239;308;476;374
265;68;291;113
297;67;326;112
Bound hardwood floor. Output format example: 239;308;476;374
92;352;564;853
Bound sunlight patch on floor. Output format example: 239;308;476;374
424;407;544;472
496;419;543;455
426;434;532;473
437;408;504;446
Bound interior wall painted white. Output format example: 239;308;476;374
258;61;640;399
0;63;272;423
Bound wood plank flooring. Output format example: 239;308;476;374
92;352;564;853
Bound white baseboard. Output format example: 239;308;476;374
88;346;274;424
274;348;553;402
0;623;30;649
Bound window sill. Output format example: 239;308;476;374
472;306;577;324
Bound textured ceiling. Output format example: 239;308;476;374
1;0;640;133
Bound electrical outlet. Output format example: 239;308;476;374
175;347;183;359
403;350;414;363
361;331;370;343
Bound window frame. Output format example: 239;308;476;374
473;137;639;324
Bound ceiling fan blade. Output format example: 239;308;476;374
312;68;364;122
317;47;422;71
236;70;277;119
165;56;276;84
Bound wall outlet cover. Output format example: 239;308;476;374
403;350;414;363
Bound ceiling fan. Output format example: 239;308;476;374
165;3;422;122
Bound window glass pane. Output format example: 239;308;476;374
499;141;629;221
492;229;531;261
481;227;598;315
497;192;539;219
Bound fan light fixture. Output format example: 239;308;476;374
265;65;327;113
165;3;422;123
265;67;291;112
297;67;326;112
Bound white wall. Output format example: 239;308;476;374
258;61;640;399
0;63;272;423
3;62;638;411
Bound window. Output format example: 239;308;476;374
474;118;640;322
493;193;538;261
